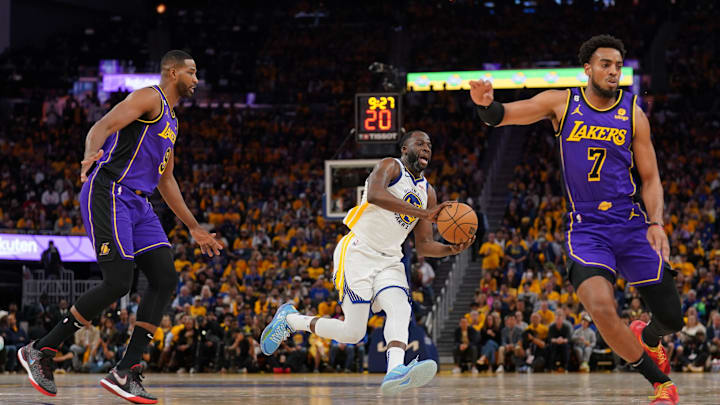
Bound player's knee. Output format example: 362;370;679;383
157;270;179;294
586;302;617;325
344;325;366;344
103;277;132;298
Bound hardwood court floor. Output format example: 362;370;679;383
1;371;718;404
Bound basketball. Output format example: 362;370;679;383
436;202;477;244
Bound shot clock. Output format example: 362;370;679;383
355;93;401;143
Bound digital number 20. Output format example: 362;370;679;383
364;109;392;131
587;147;606;182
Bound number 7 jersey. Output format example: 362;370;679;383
557;87;637;205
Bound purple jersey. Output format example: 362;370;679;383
92;85;178;194
558;87;637;207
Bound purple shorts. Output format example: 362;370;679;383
80;171;170;261
564;199;664;287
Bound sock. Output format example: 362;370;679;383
386;347;405;373
286;313;314;332
641;320;662;347
117;326;154;370
631;352;670;385
36;314;84;352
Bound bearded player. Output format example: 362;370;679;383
470;35;681;404
261;130;474;395
18;50;222;404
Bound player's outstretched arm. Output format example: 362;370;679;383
366;158;449;222
414;185;475;258
469;80;567;127
157;149;223;257
80;88;160;182
632;103;669;262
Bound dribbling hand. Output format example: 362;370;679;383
469;79;494;107
422;201;453;223
80;149;104;183
191;226;224;257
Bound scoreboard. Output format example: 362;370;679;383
355;93;401;143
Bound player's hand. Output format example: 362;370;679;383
448;235;476;255
647;224;669;263
469;79;494;107
80;149;104;183
190;226;223;257
422;201;453;223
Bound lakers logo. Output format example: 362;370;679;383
158;147;172;174
99;242;111;256
566;121;626;146
157;122;177;144
400;192;422;224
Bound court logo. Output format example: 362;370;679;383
614;108;629;121
99;242;111;256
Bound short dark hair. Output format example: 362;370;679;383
397;130;428;149
578;35;626;65
161;49;193;70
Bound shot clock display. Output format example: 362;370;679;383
355;93;401;143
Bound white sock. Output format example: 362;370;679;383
286;313;314;332
386;347;405;373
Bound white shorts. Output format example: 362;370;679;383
332;231;409;312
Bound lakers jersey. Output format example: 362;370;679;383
343;158;429;257
91;85;178;194
557;87;637;207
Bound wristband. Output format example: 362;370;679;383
476;100;505;126
649;222;664;228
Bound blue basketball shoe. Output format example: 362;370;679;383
260;302;298;356
380;357;438;396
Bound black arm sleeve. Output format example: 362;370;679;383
476;101;505;126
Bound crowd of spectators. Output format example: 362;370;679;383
2;0;719;376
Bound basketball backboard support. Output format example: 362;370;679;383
324;159;379;220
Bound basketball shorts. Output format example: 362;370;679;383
80;171;171;262
564;199;664;287
332;231;410;312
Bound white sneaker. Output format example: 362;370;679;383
471;367;479;375
452;367;461;374
495;365;504;373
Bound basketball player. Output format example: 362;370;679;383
18;50;222;404
469;35;681;404
261;130;474;395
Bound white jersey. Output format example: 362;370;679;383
342;158;429;257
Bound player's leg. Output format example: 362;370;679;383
115;247;177;370
571;262;675;395
374;263;437;395
286;300;370;344
635;266;683;347
100;210;175;405
374;287;412;372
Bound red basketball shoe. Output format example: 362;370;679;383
648;381;679;405
630;320;671;375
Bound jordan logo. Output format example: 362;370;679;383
629;208;640;220
571;105;583;116
112;370;127;385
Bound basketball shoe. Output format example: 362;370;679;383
380;357;438;396
648;381;679;405
100;364;157;404
260;302;298;355
630;320;670;375
17;341;57;397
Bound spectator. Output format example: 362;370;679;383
496;315;523;373
453;317;478;374
477;312;501;370
548;310;572;371
70;322;101;372
572;313;597;372
40;240;62;278
0;313;29;372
